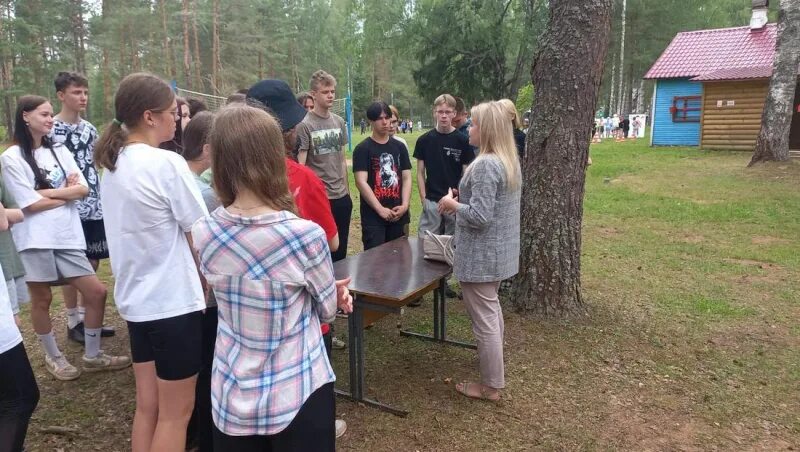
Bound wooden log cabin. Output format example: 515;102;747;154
644;0;800;151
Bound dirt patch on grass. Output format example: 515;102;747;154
722;258;783;270
751;235;790;245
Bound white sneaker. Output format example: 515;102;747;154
335;419;347;438
82;351;132;372
45;355;81;381
332;336;347;350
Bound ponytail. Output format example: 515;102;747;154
95;121;128;171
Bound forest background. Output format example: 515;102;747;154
0;0;779;134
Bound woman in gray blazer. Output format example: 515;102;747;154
438;101;522;401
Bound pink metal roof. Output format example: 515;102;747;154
690;65;773;81
644;24;777;80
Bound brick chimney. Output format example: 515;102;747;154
750;0;769;30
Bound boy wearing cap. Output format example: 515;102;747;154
295;70;351;263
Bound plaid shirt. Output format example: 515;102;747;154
192;208;337;435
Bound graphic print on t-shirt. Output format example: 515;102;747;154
444;147;464;163
310;128;343;155
42;161;66;189
51;119;103;220
372;153;400;201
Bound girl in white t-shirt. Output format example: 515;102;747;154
94;73;208;452
0;200;40;452
0;96;130;382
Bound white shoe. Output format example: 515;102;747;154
332;336;346;350
335;419;347;438
82;350;132;372
45;354;81;381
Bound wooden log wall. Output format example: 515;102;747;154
701;80;769;151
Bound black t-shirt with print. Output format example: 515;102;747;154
412;129;475;202
352;137;412;226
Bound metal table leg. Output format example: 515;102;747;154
335;295;409;417
400;277;476;349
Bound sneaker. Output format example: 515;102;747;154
335;419;347;439
101;326;116;337
45;354;81;381
332;336;346;350
67;321;86;344
408;298;422;307
82;351;132;372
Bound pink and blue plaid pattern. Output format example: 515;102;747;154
192;208;337;435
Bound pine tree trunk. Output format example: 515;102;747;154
71;0;86;74
182;0;192;89
101;0;112;117
616;0;627;115
608;56;616;114
749;0;800;166
191;0;203;90
212;0;220;94
0;0;13;134
511;0;613;317
158;0;174;79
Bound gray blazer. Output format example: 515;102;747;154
453;155;521;283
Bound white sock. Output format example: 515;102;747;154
37;332;62;360
66;308;81;329
78;306;86;322
84;327;102;358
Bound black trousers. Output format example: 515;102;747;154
329;194;352;263
187;307;218;451
361;222;407;251
0;342;39;452
212;383;335;452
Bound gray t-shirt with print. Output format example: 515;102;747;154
296;111;349;199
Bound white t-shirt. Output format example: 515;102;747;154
101;144;208;322
0;144;88;251
0;264;22;355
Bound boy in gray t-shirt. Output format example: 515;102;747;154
296;70;351;264
296;111;348;199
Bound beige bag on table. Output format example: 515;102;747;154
422;230;455;266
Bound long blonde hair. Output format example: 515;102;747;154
466;101;521;191
498;98;522;129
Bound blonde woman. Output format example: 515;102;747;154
438;100;522;401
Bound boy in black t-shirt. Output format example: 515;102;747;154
413;94;475;236
353;102;412;250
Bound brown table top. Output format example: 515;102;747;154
333;236;451;302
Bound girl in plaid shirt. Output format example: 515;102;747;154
192;106;352;451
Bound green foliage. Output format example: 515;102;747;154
406;0;546;105
515;82;533;114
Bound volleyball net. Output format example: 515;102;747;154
174;85;353;153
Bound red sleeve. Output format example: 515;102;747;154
295;168;338;242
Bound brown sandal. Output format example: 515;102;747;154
455;381;501;401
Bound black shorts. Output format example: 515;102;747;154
127;311;203;381
81;219;109;260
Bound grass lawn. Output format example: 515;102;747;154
18;136;800;451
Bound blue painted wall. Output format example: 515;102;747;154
652;79;702;146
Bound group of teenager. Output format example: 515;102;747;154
0;67;523;452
